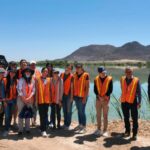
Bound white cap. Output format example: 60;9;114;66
30;60;36;64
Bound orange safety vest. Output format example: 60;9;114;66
36;77;51;104
73;72;89;98
2;78;7;89
5;79;18;100
22;79;34;100
60;73;73;95
120;76;139;104
95;75;112;97
51;79;60;104
34;69;41;80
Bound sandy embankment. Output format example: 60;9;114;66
0;120;150;150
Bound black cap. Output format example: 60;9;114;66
98;66;107;73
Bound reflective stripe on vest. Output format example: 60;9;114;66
22;79;34;98
95;75;112;97
7;83;17;100
37;77;51;104
51;79;59;103
60;73;72;95
73;72;89;98
120;76;139;104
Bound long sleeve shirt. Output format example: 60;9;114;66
17;78;35;98
51;77;63;104
0;79;5;99
94;76;113;97
148;74;150;100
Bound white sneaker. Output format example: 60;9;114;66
3;131;9;137
41;131;48;137
78;128;86;134
93;129;102;136
103;132;109;137
74;125;82;131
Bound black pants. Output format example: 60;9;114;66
51;103;61;127
0;112;4;127
38;104;49;132
121;101;138;135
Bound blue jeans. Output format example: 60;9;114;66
62;94;72;127
74;96;87;127
4;99;16;131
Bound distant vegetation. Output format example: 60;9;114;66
36;59;150;68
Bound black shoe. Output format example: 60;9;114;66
26;131;31;134
18;132;23;136
123;132;130;138
131;135;137;141
52;126;56;130
57;125;62;129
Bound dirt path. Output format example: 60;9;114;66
0;123;150;150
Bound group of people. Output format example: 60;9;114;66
0;59;144;141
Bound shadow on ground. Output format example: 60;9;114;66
103;132;131;148
74;133;100;145
131;146;150;150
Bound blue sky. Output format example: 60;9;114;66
0;0;150;61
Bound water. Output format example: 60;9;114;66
38;67;150;123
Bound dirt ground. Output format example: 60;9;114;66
0;120;150;150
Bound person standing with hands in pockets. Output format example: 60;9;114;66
60;64;73;130
50;69;63;129
93;66;113;137
73;64;89;134
120;67;141;141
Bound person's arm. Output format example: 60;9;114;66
70;77;74;102
136;80;142;107
83;74;90;103
94;80;99;97
26;80;35;101
148;75;150;100
59;79;63;101
106;80;113;97
17;79;24;97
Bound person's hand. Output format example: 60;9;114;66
59;100;62;107
82;97;87;104
3;102;7;108
137;103;141;109
70;96;73;103
104;95;110;101
21;96;26;102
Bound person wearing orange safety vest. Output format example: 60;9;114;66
3;69;18;137
60;64;73;130
120;67;141;141
17;67;35;136
30;60;41;126
50;69;63;129
73;63;89;134
36;67;51;137
0;68;6;128
93;66;113;137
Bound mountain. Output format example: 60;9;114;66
63;41;150;61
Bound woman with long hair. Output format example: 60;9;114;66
3;69;18;137
17;67;35;136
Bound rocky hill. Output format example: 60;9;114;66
63;41;150;61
